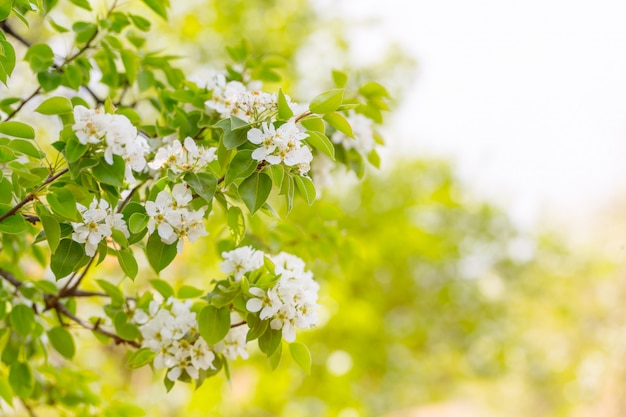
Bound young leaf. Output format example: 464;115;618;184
277;89;294;120
10;305;35;336
323;112;354;138
24;43;54;73
116;249;138;280
184;172;217;203
198;305;230;345
309;89;343;114
46;189;80;221
225;150;257;186
305;131;335;160
289;342;312;374
0;121;35;139
127;348;156;369
128;212;149;234
96;279;125;306
177;285;203;299
146;233;177;274
50;239;89;279
8;362;33;399
35;96;73;115
239;172;272;214
40;214;61;252
227;206;245;245
47;326;76;359
332;70;348;88
141;0;168;19
293;175;316;205
92;155;125;187
258;327;281;356
269;342;283;370
149;279;174;299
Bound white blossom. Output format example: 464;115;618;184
145;183;208;253
220;245;265;281
71;197;129;257
247;120;312;174
214;313;250;360
149;136;217;174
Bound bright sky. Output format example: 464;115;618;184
318;0;626;236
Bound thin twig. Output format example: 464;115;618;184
54;301;141;348
0;268;23;288
0;168;68;224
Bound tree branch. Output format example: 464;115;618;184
54;301;141;348
0;167;69;224
0;268;23;288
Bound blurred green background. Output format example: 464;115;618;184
12;0;626;415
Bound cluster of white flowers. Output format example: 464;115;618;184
134;298;215;381
145;183;208;253
72;106;150;182
71;197;129;257
247;120;313;175
220;245;265;281
149;137;217;174
331;112;376;154
213;312;250;360
205;73;296;122
220;248;319;343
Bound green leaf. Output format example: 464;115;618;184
92;155;125;187
0;121;34;139
114;311;140;340
367;148;381;168
141;0;168;19
127;348;156;369
97;279;125;306
10;305;35;336
0;204;26;234
33;280;58;295
8;362;33;399
332;70;348;88
323;112;354;138
289;342;312;374
146;233;177;274
116;249;138;280
37;70;63;92
280;173;295;212
225;149;257;186
277;89;293;121
239;172;272;214
35;96;73;115
8;139;45;158
128;212;149;234
24;43;54;73
359;81;390;98
46;188;80;221
245;313;268;342
149;278;174;299
216;118;249;149
198;305;230;345
40;214;60;252
227;206;245;245
305;131;335;160
65;136;88;162
309;89;343;114
47;326;76;359
300;117;325;133
120;49;138;84
0;0;13;22
258;327;281;356
177;285;203;299
50;239;89;279
0;145;15;162
129;14;151;31
68;0;91;11
0;40;16;86
72;22;97;44
184;172;217;203
293;175;316;205
0;374;13;406
269;342;282;370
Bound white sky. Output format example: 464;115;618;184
318;0;626;237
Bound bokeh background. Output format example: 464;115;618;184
9;0;626;415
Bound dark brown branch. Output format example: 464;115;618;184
0;268;23;288
54;301;141;348
2;87;41;122
0;168;69;224
231;321;247;328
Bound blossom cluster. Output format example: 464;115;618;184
247;121;313;175
71;197;129;257
72;106;150;182
148;136;217;174
145;183;208;253
331;111;376;154
133;298;215;381
221;247;320;342
204;73;296;122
